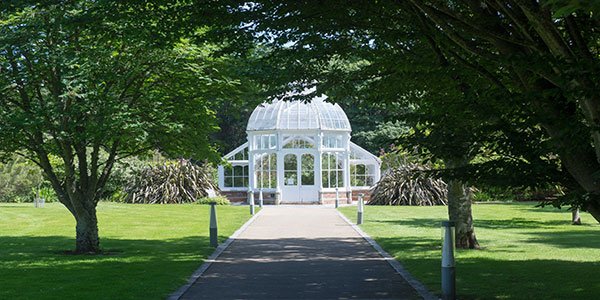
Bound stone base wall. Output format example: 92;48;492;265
350;189;372;203
222;189;372;205
221;190;279;204
220;191;247;203
319;188;372;205
319;191;351;205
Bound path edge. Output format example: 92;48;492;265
167;208;264;300
336;210;439;300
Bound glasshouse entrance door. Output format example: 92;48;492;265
281;153;318;203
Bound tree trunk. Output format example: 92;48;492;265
447;179;480;249
74;206;100;253
572;208;582;225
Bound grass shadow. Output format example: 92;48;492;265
0;234;229;300
371;217;580;229
373;236;600;299
523;230;600;249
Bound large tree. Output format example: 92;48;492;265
404;1;600;220
219;1;600;224
0;1;236;253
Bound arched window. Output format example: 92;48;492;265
283;137;315;149
255;153;277;189
322;152;343;188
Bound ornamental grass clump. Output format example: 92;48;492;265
126;159;216;204
370;162;447;206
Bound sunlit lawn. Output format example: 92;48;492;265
340;203;600;299
0;202;252;300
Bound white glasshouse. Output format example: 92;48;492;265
218;92;381;204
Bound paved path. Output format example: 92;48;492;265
180;206;423;299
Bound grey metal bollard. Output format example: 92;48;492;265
249;190;255;215
259;189;264;208
34;198;45;208
335;187;339;208
357;194;364;225
441;221;456;300
209;203;218;247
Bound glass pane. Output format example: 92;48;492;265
224;177;232;187
224;166;233;176
337;170;344;187
269;153;277;169
270;135;277;149
234;177;244;187
301;154;314;185
329;171;337;187
284;154;297;171
284;139;314;148
354;176;366;187
284;171;297;186
301;154;314;171
270;171;277;188
233;166;243;177
356;164;366;175
302;171;315;185
261;136;268;149
322;171;329;188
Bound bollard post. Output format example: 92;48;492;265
335;187;339;208
441;221;456;300
259;189;264;208
249;190;255;215
357;193;364;225
209;203;218;247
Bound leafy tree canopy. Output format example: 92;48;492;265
0;0;252;252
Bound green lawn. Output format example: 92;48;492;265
340;203;600;300
0;202;252;300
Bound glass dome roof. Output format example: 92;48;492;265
247;94;351;132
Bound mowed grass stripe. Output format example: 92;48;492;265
0;203;252;300
339;203;600;299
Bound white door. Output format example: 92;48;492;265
281;153;318;203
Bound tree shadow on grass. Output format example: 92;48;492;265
371;217;579;230
523;230;600;249
374;236;600;300
0;234;226;300
1;235;425;300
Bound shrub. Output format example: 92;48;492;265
38;186;58;203
370;160;447;206
196;196;230;205
0;155;44;202
125;159;216;204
